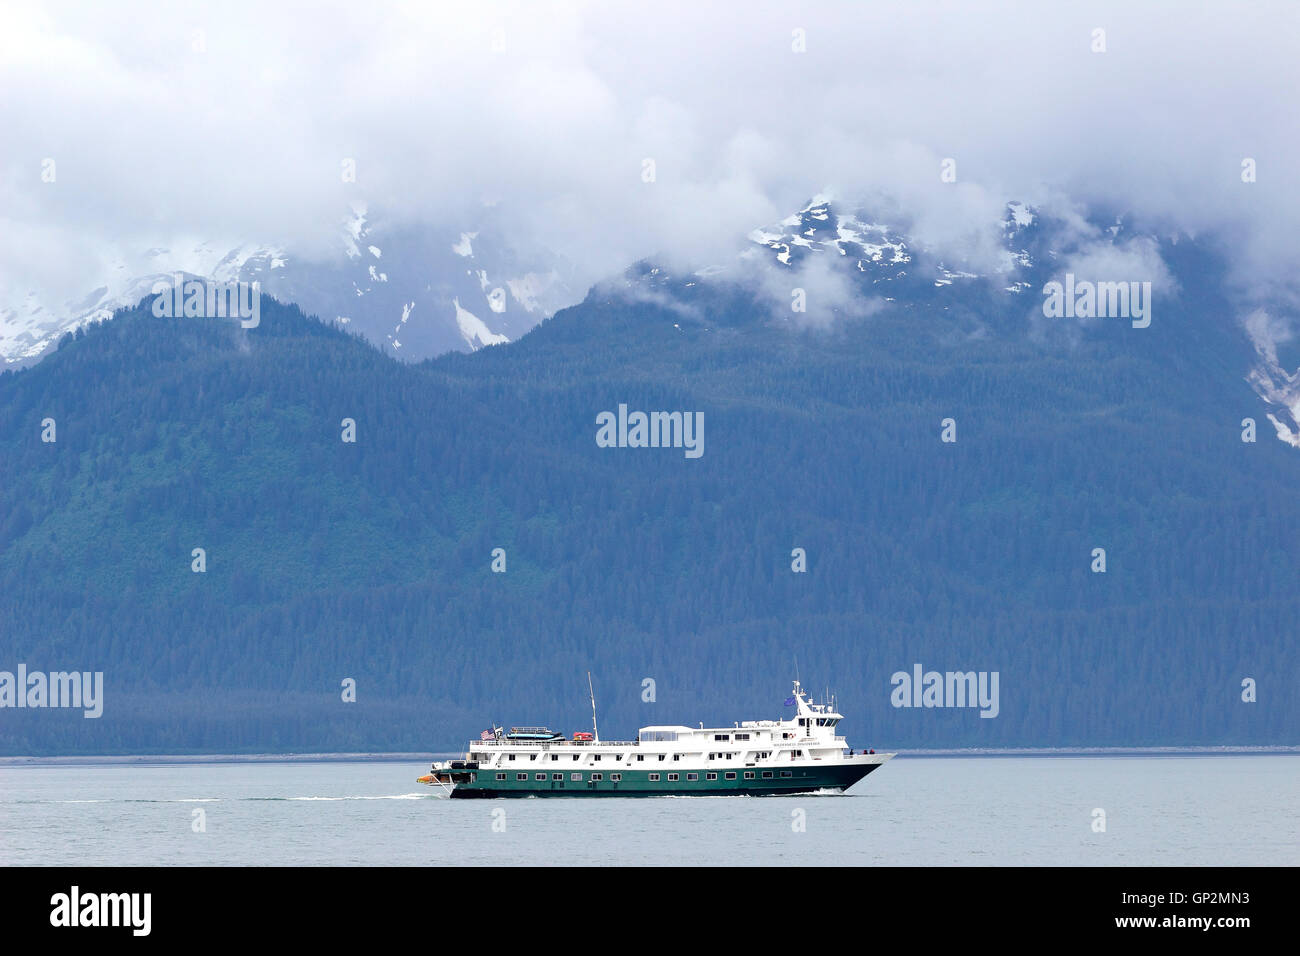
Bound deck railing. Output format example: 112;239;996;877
466;735;849;748
468;738;641;748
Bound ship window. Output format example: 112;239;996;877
530;755;536;760
496;773;506;780
571;773;582;781
714;734;729;741
593;755;601;761
592;773;602;781
552;773;563;780
724;772;736;780
667;773;679;781
508;754;515;761
781;771;792;777
535;773;545;780
517;773;527;781
636;755;644;762
649;773;660;782
687;773;698;781
706;772;717;781
573;755;579;761
735;733;750;741
611;773;622;782
658;755;666;761
550;754;558;761
744;772;755;780
762;771;774;779
672;754;681;761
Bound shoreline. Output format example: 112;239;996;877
3;745;1299;767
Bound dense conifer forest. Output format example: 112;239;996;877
2;260;1296;754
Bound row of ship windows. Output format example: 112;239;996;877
477;750;796;763
493;770;796;782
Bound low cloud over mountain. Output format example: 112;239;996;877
4;1;1298;362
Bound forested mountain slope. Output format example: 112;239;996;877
1;226;1296;753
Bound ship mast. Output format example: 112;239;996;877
587;671;599;742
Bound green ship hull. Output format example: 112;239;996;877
443;761;882;798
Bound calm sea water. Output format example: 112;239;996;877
2;755;1297;866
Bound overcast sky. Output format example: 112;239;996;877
3;0;1297;312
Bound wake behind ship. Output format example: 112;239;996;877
417;680;893;797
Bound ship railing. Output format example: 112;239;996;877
467;738;641;748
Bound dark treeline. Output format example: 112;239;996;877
1;252;1296;754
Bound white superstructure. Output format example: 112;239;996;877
423;681;893;795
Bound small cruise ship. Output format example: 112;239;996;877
417;680;893;797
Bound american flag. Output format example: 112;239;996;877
480;729;494;740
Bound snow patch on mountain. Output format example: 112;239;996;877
453;298;509;349
0;240;284;366
1244;308;1300;447
1005;202;1035;229
452;233;476;257
2;202;571;366
344;203;368;259
506;273;558;313
749;201;923;280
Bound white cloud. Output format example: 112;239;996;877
1061;237;1179;295
2;0;1297;317
753;253;884;329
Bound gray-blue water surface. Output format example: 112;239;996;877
2;755;1296;866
